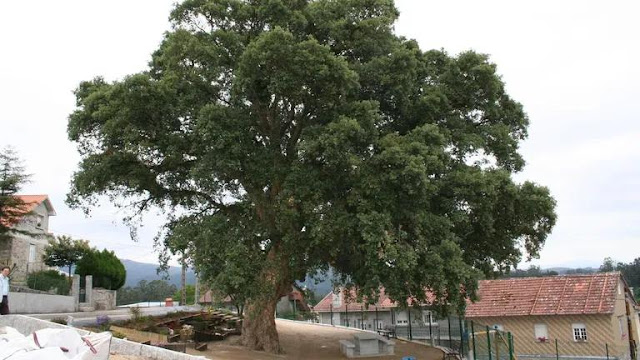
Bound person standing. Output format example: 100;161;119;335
0;266;10;315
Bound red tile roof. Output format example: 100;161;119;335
466;272;622;318
15;195;51;213
313;287;435;312
0;194;55;227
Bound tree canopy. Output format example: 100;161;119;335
75;248;126;290
67;0;556;352
43;235;91;278
600;257;640;301
116;279;177;306
0;146;30;242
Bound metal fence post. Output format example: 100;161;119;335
606;343;609;360
508;332;514;360
459;318;465;354
486;326;492;360
471;321;476;360
429;316;434;346
448;316;453;348
555;338;559;360
408;308;413;340
361;305;364;330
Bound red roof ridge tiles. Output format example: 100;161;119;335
467;272;622;318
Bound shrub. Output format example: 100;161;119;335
96;315;111;331
129;306;142;322
75;249;126;290
27;270;70;295
111;331;126;339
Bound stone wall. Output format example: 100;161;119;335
0;239;11;267
8;292;76;313
7;232;52;285
92;288;117;310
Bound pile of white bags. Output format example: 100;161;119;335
0;326;111;360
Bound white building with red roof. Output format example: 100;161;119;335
0;195;56;284
466;272;640;360
313;287;460;342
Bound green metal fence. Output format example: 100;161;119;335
468;321;515;360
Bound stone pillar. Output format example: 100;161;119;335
72;275;80;310
85;275;93;307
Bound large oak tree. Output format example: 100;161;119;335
67;0;556;353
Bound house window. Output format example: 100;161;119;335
397;319;408;325
572;323;587;341
534;324;548;342
619;317;626;338
423;311;433;324
376;320;385;329
29;244;36;263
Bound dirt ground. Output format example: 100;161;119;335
184;319;445;360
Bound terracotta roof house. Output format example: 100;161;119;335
466;273;639;360
314;288;460;341
0;195;56;284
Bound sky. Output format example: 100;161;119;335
1;1;638;268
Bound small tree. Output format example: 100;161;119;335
172;284;196;305
0;146;30;242
75;248;126;290
43;235;90;278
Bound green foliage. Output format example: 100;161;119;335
600;257;640;296
172;284;196;305
75;248;126;290
503;265;558;278
66;0;557;347
0;146;30;242
27;270;71;295
129;306;142;322
116;279;177;306
43;235;90;278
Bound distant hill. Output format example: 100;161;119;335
119;259;601;298
121;259;196;287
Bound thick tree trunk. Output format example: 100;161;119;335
240;247;291;353
241;294;282;353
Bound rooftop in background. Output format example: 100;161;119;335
313;287;436;312
466;272;631;318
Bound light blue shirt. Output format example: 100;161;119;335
0;274;9;296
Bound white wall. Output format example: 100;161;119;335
8;292;76;314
